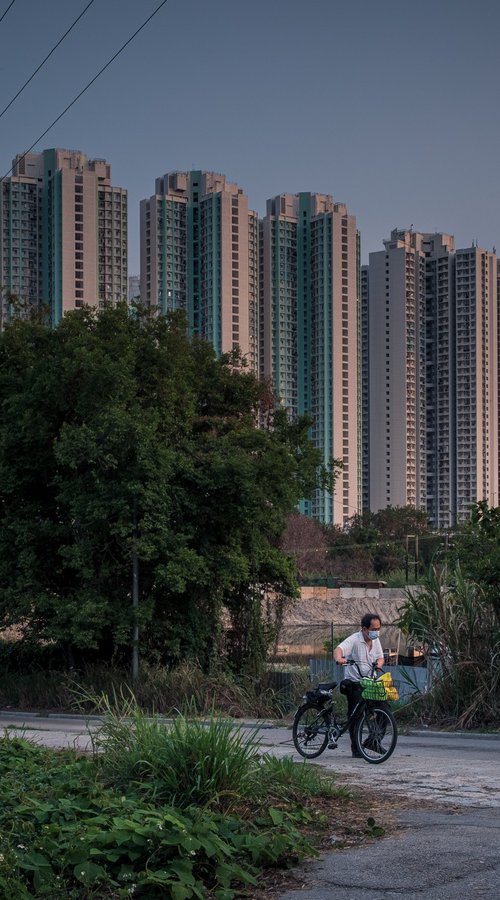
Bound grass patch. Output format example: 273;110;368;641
0;695;352;898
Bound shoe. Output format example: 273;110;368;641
351;749;363;758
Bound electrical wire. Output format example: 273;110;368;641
0;0;16;25
1;0;169;182
0;0;97;122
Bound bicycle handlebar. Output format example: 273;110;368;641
344;659;383;679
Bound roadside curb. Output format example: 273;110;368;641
0;710;281;729
2;712;498;738
407;728;500;741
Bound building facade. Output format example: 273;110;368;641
360;264;370;512
261;192;361;525
367;229;427;514
0;149;127;326
453;246;498;520
366;229;498;526
140;171;259;370
128;274;140;302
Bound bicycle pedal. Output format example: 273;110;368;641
327;741;338;749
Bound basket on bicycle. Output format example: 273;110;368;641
360;677;387;701
360;672;400;701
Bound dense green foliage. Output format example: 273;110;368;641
448;501;500;615
0;712;339;898
397;559;500;728
0;305;332;673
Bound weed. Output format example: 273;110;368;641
89;689;263;812
0;724;329;898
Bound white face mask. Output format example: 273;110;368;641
368;630;380;640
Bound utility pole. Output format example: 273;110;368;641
405;534;419;583
131;508;139;681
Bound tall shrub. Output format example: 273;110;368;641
398;564;500;727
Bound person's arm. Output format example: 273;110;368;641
334;645;346;664
334;634;352;665
375;639;384;670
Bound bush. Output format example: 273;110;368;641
398;564;500;728
0;660;305;718
0;718;335;898
91;691;263;811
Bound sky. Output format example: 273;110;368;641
2;0;500;274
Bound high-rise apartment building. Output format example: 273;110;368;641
261;193;361;525
366;229;498;526
128;275;140;302
453;245;498;520
0;167;40;325
367;229;427;514
0;149;127;326
140;171;259;371
360;264;370;512
424;233;456;526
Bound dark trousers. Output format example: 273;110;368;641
341;679;363;751
341;680;388;750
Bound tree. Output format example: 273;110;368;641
279;512;330;578
450;501;500;614
321;506;433;579
0;305;332;674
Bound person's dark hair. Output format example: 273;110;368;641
361;613;382;630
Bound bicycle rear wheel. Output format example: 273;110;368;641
292;703;329;759
355;705;397;764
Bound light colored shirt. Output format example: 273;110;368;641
338;631;384;682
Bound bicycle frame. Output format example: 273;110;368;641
293;660;398;763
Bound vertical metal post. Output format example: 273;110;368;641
132;508;139;681
132;550;139;681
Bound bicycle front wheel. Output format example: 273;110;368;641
355;705;397;764
292;703;329;759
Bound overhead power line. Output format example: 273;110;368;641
0;0;97;122
0;0;16;25
1;0;169;183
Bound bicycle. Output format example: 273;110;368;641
292;661;398;764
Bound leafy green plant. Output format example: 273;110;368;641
0;659;305;718
0;734;325;898
398;564;500;727
366;816;385;837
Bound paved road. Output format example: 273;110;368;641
276;806;500;900
258;725;500;809
1;712;499;809
2;712;500;898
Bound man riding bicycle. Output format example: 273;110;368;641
334;613;385;758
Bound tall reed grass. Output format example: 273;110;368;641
398;564;500;728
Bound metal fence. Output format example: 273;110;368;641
309;659;431;702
